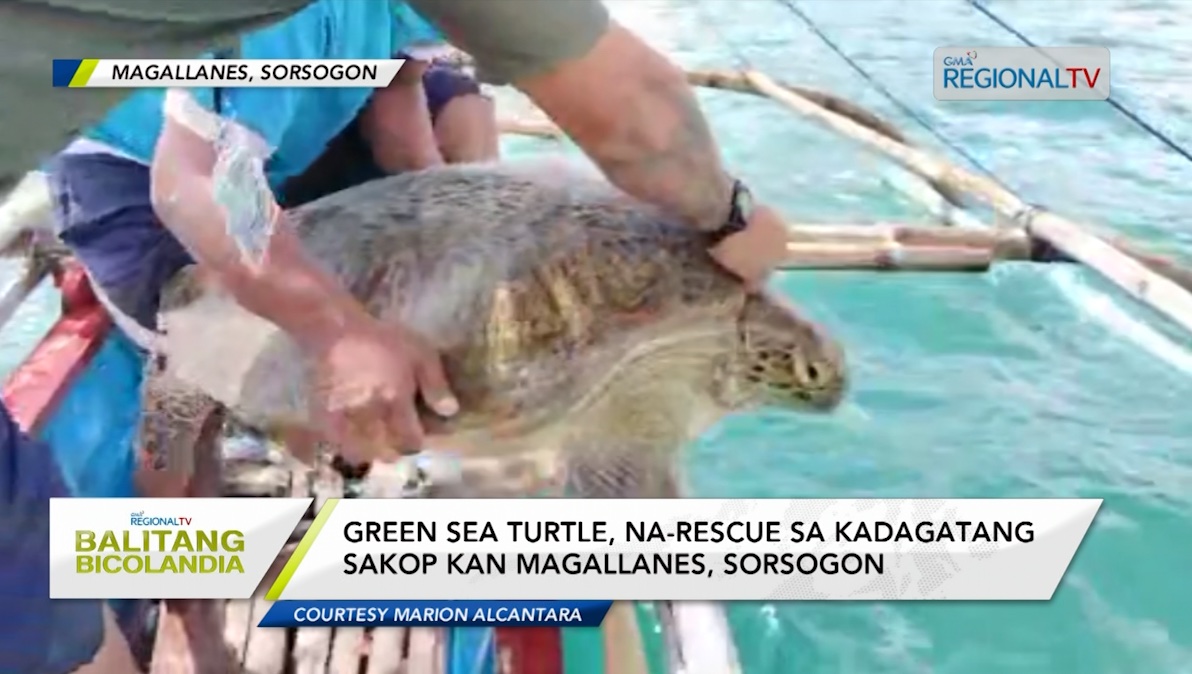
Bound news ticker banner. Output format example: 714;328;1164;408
51;59;403;88
51;497;1100;622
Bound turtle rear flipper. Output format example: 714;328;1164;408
136;353;226;498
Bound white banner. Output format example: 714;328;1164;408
272;498;1099;601
48;498;1099;601
55;59;404;88
50;498;310;598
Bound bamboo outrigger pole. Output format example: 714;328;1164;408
881;167;1192;292
779;222;1033;272
738;69;1192;335
676;69;1192;290
495;120;1192;285
491;62;1192;330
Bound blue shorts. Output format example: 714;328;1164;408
0;401;104;673
422;61;483;124
390;53;483;124
49;153;194;333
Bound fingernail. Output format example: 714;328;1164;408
433;396;459;417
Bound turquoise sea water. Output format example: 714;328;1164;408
620;1;1192;672
588;1;1190;671
2;1;1190;672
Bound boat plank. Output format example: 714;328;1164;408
407;628;445;674
295;461;360;674
292;627;334;674
223;598;255;670
666;602;740;674
235;455;315;673
1;262;110;434
495;628;561;674
240;544;295;674
327;627;368;673
365;627;409;674
602;603;649;674
287;468;336;674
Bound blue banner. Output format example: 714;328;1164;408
52;59;83;87
257;600;612;628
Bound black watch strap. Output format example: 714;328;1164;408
705;179;752;247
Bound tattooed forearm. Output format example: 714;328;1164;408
589;64;734;231
519;23;734;232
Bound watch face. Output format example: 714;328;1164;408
735;183;755;222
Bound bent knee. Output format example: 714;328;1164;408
434;95;500;163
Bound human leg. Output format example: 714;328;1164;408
49;154;213;501
423;64;500;163
75;607;141;674
48;153;194;346
278;61;498;209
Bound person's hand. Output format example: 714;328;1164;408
706;204;789;291
308;316;458;462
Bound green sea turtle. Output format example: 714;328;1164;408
140;160;848;497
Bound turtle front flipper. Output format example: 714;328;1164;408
135;352;226;498
557;384;700;499
554;345;730;498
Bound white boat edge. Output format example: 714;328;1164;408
0;170;55;253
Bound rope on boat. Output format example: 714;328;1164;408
968;0;1192;167
773;0;1010;189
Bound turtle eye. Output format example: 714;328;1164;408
805;363;821;384
793;356;824;388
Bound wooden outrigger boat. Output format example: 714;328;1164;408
2;56;1190;672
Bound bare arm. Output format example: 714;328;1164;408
407;0;732;231
360;60;445;172
149;100;370;351
515;23;734;232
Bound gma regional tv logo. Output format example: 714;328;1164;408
75;510;246;574
934;46;1110;101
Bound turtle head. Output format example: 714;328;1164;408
718;292;847;412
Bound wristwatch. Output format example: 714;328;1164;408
704;178;755;247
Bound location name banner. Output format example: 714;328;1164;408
51;59;403;88
50;497;1100;606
